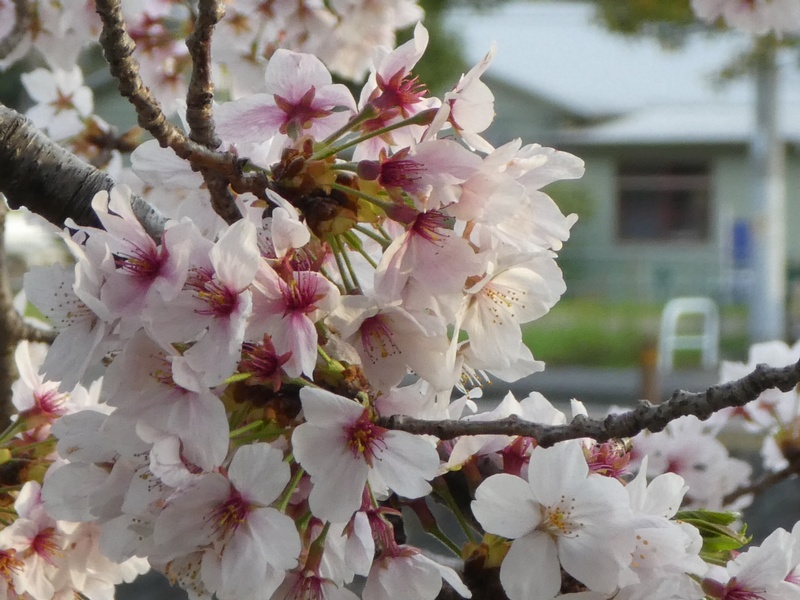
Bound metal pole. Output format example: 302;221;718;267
748;39;786;342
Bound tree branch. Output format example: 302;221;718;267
0;104;106;229
0;105;168;239
723;459;800;505
186;0;223;150
95;0;252;224
0;0;30;60
184;0;241;225
379;360;800;447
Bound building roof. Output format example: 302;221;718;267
558;103;800;146
445;1;800;144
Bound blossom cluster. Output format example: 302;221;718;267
0;0;421;100
4;2;800;600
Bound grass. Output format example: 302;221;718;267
522;298;750;369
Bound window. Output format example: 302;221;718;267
616;162;711;242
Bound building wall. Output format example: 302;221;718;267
551;145;800;304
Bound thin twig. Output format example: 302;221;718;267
0;0;30;60
723;459;800;505
379;360;800;447
184;0;241;223
185;0;223;149
94;0;260;223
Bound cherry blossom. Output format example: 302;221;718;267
215;49;357;152
472;441;635;600
292;387;440;523
152;443;301;600
20;66;93;141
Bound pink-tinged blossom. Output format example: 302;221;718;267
617;459;707;592
21;66;93;140
215;49;356;148
426;46;496;153
472;441;635;600
352;23;439;161
460;249;565;373
272;570;360;600
374;210;484;302
11;342;72;431
327;295;453;392
454;141;583;255
23;239;115;391
363;547;471;600
362;139;481;212
691;0;800;35
252;267;340;379
153;443;300;600
702;526;800;599
102;330;229;472
147;219;260;388
632;415;752;511
292;388;440;523
90;186;194;334
0;482;62;600
364;22;429;116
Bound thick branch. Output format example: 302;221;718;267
0;104;106;229
0;105;167;238
379;360;800;447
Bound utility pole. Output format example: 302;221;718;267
748;38;787;342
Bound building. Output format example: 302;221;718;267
446;1;800;307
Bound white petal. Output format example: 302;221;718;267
472;474;540;539
228;443;289;506
372;431;438;499
500;532;560;600
528;442;588;506
298;387;364;427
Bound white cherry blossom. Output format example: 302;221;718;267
472;441;635;600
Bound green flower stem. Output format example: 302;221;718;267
304;521;331;573
343;231;378;268
311;108;437;161
353;224;392;249
329;235;356;293
229;420;265;439
425;523;463;557
335;234;361;290
435;480;478;544
329;182;397;214
320;105;378;147
0;420;27;447
277;465;305;512
329;162;359;172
